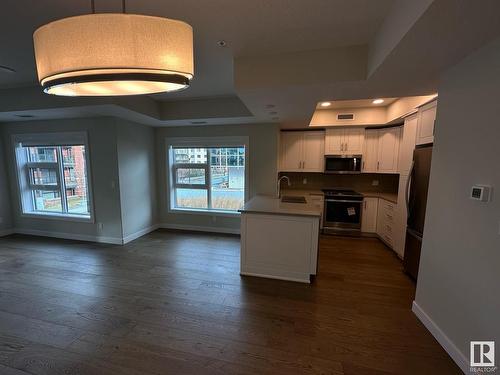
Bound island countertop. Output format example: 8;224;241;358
239;195;322;217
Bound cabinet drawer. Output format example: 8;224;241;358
379;200;396;223
380;200;395;213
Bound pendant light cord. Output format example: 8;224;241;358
89;0;125;14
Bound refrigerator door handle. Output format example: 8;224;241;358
407;227;423;241
405;161;415;216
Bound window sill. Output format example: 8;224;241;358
169;208;241;218
21;212;94;223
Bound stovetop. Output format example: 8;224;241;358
322;188;363;198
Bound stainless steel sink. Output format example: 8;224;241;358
281;195;307;204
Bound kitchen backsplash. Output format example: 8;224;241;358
279;172;399;193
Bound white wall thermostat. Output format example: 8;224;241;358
470;185;491;202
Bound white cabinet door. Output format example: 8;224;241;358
416;100;437;145
362;130;379;173
377;127;401;173
302;131;325;172
280;132;303;172
325;129;344;155
398;114;418;175
361;197;378;233
344;128;364;155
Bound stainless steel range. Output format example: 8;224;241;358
322;189;363;234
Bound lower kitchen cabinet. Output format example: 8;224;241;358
376;198;397;249
361;197;378;233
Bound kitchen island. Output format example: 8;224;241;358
239;195;321;283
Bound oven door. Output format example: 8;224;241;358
324;199;362;229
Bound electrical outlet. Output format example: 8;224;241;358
372;180;379;186
97;222;104;231
302;178;307;185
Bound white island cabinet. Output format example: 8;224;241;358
239;196;321;283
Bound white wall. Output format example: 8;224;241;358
0;135;13;234
1;118;124;243
415;36;500;371
156;123;279;233
116;119;157;240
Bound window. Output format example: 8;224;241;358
168;138;247;213
14;133;93;220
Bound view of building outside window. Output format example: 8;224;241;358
26;145;90;215
171;146;245;211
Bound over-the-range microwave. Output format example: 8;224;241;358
324;155;362;174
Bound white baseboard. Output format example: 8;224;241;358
122;224;159;244
0;228;14;237
159;223;240;235
412;301;468;373
13;228;123;245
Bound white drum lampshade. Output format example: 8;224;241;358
33;14;194;96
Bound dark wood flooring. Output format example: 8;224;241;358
0;230;460;374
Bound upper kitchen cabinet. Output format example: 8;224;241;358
416;100;437;145
362;127;401;174
398;113;418;175
362;129;379;173
325;128;364;155
280;131;325;172
377;127;401;173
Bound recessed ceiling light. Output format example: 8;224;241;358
190;121;208;125
0;65;16;74
320;102;331;107
15;114;35;118
217;40;227;47
372;99;384;104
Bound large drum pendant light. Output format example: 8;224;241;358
33;0;194;96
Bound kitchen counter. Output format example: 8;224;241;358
359;191;398;204
239;195;322;217
281;189;324;197
282;189;398;204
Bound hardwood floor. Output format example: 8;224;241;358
0;230;460;374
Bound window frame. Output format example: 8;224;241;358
12;132;95;223
166;136;249;216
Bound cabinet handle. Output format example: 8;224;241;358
377;161;380;170
345;143;348;151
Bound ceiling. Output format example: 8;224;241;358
0;0;393;94
1;0;500;128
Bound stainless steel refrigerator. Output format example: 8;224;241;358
403;144;433;281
